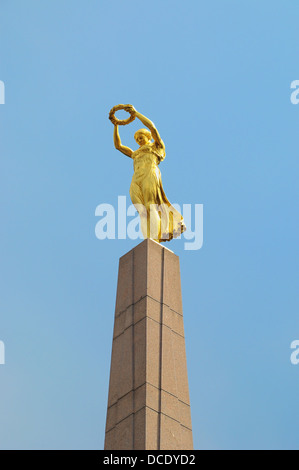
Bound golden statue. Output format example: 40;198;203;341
109;104;186;243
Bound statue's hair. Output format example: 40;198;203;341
134;128;152;140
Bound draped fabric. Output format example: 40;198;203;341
130;143;186;242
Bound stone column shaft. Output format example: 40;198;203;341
104;238;193;450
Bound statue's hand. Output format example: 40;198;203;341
123;104;136;115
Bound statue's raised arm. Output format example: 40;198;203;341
112;124;133;158
109;104;136;158
125;105;165;151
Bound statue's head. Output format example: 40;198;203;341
134;129;152;146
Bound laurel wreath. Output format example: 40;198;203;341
109;104;136;126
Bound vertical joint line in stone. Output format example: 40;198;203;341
157;247;165;450
132;249;135;449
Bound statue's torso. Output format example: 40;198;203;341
132;144;164;177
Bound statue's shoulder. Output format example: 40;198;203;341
131;147;142;157
152;141;165;161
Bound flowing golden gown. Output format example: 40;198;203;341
129;142;186;242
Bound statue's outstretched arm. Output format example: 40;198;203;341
135;110;165;150
113;125;133;158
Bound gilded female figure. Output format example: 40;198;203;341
109;105;186;243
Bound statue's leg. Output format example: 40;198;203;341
130;181;147;239
142;188;161;242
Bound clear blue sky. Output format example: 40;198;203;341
0;0;298;450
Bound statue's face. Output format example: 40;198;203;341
135;133;150;146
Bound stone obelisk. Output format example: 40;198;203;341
104;238;193;450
